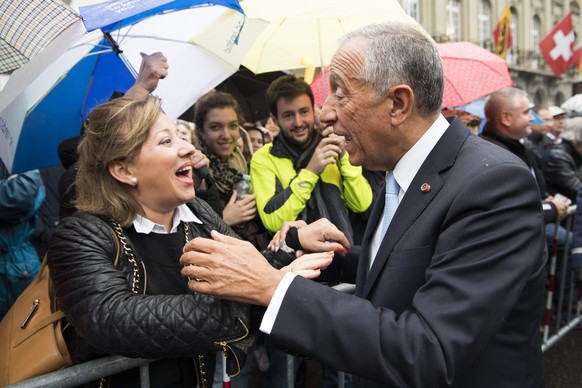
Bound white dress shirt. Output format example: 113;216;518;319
133;204;202;235
368;114;449;266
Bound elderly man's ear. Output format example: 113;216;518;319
388;85;414;126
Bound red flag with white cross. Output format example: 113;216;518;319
572;46;582;74
539;12;575;77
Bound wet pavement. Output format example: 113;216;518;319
544;328;582;387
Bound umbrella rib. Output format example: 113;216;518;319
119;34;196;44
85;49;114;56
443;76;463;107
79;57;100;123
112;22;135;45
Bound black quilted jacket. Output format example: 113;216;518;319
47;198;251;364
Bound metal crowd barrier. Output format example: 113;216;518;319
7;222;582;387
541;209;582;352
5;355;153;388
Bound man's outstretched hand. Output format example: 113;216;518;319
180;231;333;306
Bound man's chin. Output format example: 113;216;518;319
283;133;309;148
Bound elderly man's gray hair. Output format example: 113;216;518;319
340;22;443;117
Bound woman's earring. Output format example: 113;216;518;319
130;177;138;185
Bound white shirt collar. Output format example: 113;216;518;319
133;203;202;234
369;114;450;267
393;114;449;197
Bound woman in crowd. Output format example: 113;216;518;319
175;118;196;144
47;96;250;387
237;125;254;164
48;96;326;387
47;96;328;387
0;169;45;319
194;91;269;249
243;122;266;154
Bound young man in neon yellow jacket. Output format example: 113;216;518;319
250;74;372;246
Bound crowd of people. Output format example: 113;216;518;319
3;19;582;388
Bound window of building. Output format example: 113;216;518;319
446;0;461;41
403;0;419;22
534;90;543;107
478;0;491;47
532;15;541;69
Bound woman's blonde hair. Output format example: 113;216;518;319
74;96;162;226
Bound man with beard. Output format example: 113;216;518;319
250;74;372;245
249;74;373;387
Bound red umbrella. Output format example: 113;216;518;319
310;41;514;108
438;41;514;108
310;68;329;107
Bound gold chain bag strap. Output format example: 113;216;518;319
0;223;121;386
110;221;211;388
110;221;250;388
111;221;141;293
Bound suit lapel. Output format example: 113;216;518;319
361;167;443;297
359;118;470;298
355;192;384;295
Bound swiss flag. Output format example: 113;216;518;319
539;12;575;77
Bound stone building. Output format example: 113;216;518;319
400;0;582;107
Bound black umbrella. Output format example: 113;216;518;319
215;67;286;123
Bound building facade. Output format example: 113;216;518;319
401;0;582;107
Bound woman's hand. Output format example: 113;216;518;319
268;220;308;251
222;190;257;225
269;218;350;254
298;218;350;253
280;251;334;279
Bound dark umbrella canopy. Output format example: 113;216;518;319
214;67;286;123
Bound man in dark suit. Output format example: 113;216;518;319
181;22;546;387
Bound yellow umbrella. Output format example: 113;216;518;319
241;0;423;78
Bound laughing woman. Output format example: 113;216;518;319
47;96;330;387
47;96;252;387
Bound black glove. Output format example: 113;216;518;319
261;242;295;269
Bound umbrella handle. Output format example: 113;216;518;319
103;32;123;55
